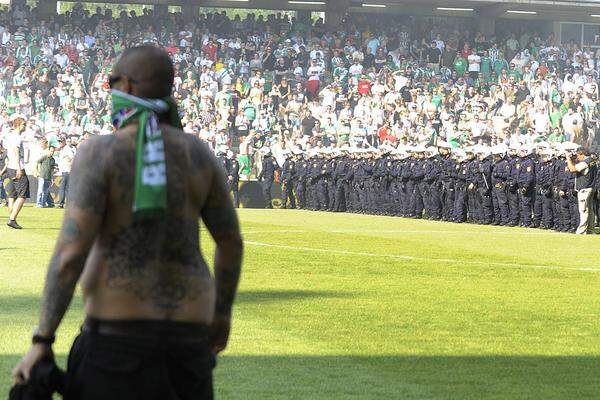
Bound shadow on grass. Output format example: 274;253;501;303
236;289;350;304
0;295;83;315
0;290;343;315
1;354;599;399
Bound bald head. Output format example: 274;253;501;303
112;45;174;99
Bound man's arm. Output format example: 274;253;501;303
39;137;108;335
12;137;108;384
200;154;243;353
566;156;587;173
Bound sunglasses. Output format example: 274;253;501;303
108;75;138;89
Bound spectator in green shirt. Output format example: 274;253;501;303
547;127;566;143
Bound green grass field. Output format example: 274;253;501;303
1;206;600;399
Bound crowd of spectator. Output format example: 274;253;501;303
0;3;599;182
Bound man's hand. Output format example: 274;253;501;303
12;344;53;385
468;183;475;191
209;314;231;354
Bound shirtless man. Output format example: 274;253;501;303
12;46;243;399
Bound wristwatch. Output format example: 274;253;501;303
32;328;55;346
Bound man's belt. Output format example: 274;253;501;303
82;317;209;343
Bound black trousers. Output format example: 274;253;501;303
65;318;215;400
261;180;273;208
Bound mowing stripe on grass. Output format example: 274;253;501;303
245;240;600;273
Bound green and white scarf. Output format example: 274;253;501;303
111;89;182;221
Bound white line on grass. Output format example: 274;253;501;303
243;230;307;234
328;229;564;236
245;240;600;273
238;228;568;237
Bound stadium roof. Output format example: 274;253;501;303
68;0;600;22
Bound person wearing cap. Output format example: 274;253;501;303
491;146;511;226
537;149;556;229
407;146;426;218
438;141;455;221
476;147;494;225
280;150;296;209
316;150;331;211
506;146;522;226
257;146;278;209
517;146;536;227
4;114;30;229
465;148;480;223
226;150;240;208
333;149;350;212
294;152;308;210
555;145;576;232
566;147;597;234
424;147;443;220
305;150;319;210
325;150;338;212
452;149;469;223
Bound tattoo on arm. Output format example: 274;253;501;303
37;137;109;337
67;137;112;214
201;152;243;317
38;218;87;337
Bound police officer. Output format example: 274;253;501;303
295;151;309;209
216;144;230;172
506;146;521;226
316;149;330;211
333;147;350;212
257;147;279;209
465;147;480;223
453;149;469;223
424;147;443;220
517;145;535;227
491;145;510;226
438;142;455;221
537;148;555;229
226;150;240;208
325;149;338;211
406;146;424;218
476;146;494;225
281;150;296;209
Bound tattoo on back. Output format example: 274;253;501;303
68;136;114;214
104;216;212;310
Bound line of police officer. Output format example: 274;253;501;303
216;146;241;208
275;141;599;233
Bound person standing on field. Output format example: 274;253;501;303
567;147;597;234
56;136;77;209
12;46;244;400
5;113;30;229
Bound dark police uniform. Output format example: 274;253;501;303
281;156;296;209
517;156;535;227
492;156;510;225
228;156;240;208
257;154;278;209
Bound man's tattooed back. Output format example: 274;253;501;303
77;124;237;322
